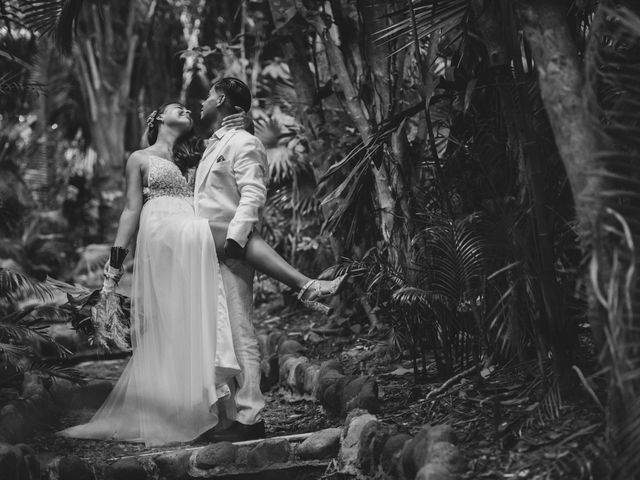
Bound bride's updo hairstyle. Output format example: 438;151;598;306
145;102;177;146
144;102;204;173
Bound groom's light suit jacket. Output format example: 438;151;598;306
194;127;269;246
194;126;268;425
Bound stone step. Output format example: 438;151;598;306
1;413;465;480
188;456;330;479
95;431;338;480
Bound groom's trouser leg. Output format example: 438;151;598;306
219;258;265;425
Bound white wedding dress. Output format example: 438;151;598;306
59;156;240;446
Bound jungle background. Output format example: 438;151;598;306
1;0;640;479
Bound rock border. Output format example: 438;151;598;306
0;372;113;445
258;331;380;417
2;415;464;480
338;409;465;480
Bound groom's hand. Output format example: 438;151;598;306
224;238;246;260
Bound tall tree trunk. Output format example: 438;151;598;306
32;50;52;206
179;0;206;104
514;0;604;356
74;2;141;238
515;0;599;220
267;0;396;242
517;1;640;476
312;3;396;241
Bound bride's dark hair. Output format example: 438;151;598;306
173;135;206;173
146;102;175;146
145;102;205;173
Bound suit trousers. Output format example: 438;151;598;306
217;258;265;426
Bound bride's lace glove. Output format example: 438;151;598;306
101;247;129;293
101;264;124;294
221;106;254;134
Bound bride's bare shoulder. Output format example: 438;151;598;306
127;149;150;165
123;150;151;177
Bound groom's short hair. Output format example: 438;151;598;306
213;77;252;113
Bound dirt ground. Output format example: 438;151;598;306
21;299;605;479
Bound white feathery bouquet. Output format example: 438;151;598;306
68;247;131;351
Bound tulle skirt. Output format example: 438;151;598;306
58;196;240;446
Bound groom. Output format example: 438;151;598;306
195;77;268;442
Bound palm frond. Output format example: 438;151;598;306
322;100;425;183
0;268;59;304
26;360;86;384
258;114;319;217
4;0;84;53
21;0;65;35
259;60;299;110
0;72;44;95
0;342;30;369
266;145;315;188
319;100;426;244
391;286;433;312
413;214;485;311
585;3;640;478
0;316;72;359
0;48;32;69
374;0;469;54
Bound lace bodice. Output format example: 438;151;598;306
143;156;193;203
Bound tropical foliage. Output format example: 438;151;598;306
1;0;640;477
0;268;84;387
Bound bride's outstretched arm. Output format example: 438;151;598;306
113;152;144;249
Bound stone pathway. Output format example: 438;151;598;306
0;306;466;480
1;340;465;480
26;355;342;462
0;290;607;479
21;413;463;480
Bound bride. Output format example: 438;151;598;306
58;103;343;446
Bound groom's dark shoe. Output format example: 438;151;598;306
205;421;266;443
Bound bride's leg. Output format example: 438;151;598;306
243;233;347;304
208;223;309;289
208;224;343;301
243;232;310;290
